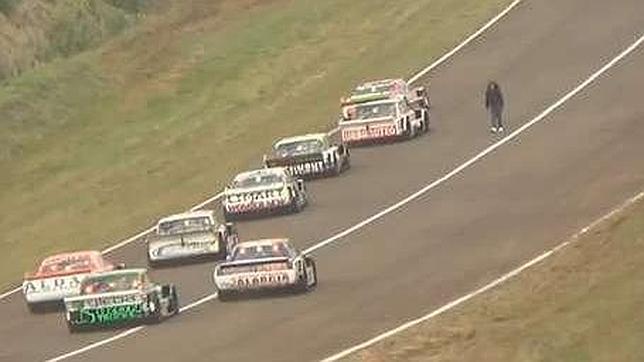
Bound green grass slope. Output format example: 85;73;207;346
0;0;509;289
355;198;644;362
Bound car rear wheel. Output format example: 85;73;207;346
421;110;430;133
403;120;414;139
147;255;161;268
296;259;317;293
168;287;179;316
218;290;234;302
223;210;234;222
147;295;163;324
27;302;42;314
67;322;80;334
306;259;318;289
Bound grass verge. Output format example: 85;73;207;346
0;0;510;290
352;194;644;362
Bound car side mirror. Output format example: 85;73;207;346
161;285;172;298
296;179;305;192
415;87;425;97
115;263;126;270
414;109;422;119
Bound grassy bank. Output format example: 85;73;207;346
0;0;510;289
354;195;644;361
0;0;147;79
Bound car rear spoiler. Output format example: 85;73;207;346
264;152;325;167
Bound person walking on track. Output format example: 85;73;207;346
485;81;505;133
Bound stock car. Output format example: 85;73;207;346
263;133;350;178
213;238;317;300
22;251;124;312
146;210;239;267
222;167;308;221
63;268;179;332
339;78;430;145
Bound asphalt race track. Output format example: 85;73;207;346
1;0;644;361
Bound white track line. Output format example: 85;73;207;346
322;190;644;361
407;0;523;84
0;0;520;302
46;327;144;362
44;20;644;362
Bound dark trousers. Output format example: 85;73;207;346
489;107;503;128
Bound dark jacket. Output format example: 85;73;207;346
485;83;504;111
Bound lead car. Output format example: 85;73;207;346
63;268;179;333
213;238;317;301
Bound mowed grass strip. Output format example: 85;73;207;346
0;0;510;290
352;198;644;362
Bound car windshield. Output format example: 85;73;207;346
80;272;144;295
232;242;292;261
232;173;284;189
39;255;94;274
275;139;324;155
158;216;212;235
348;102;397;120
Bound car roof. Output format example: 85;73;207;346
351;98;400;107
274;133;328;148
233;167;287;181
355;78;401;89
158;210;215;224
235;238;290;249
85;268;147;279
41;250;102;264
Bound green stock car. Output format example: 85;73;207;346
63;268;179;332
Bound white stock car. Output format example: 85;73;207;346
213;239;317;300
146;210;239;267
222;167;308;221
339;78;430;145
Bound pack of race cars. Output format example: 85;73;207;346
19;78;430;332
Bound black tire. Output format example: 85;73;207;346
26;301;58;314
147;255;161;268
27;303;42;314
218;290;234;302
169;287;179;316
342;156;351;171
307;259;318;290
67;322;79;334
296;259;318;293
422;110;430;133
147;295;163;324
343;149;351;171
403;120;413;139
289;197;301;214
222;210;233;222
